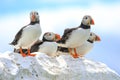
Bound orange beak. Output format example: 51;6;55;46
31;14;35;22
55;34;61;41
91;19;95;25
95;35;101;41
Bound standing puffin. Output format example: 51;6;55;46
57;32;101;58
30;32;61;57
57;15;94;58
10;11;42;57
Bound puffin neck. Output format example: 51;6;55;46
87;39;94;43
30;21;39;25
79;23;90;29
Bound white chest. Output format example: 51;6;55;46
76;41;94;56
38;42;58;57
66;28;90;48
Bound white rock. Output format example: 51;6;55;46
0;52;119;80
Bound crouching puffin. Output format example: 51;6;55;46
30;32;61;57
57;15;94;58
10;11;42;57
71;32;101;58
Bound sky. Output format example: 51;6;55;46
0;0;120;75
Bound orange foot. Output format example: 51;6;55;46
72;48;79;58
27;48;36;57
27;53;37;57
21;53;27;57
68;48;79;58
20;47;27;57
72;54;79;58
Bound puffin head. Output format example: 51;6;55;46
43;32;61;42
30;11;39;22
88;32;101;42
82;15;94;26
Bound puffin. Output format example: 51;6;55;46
71;32;101;58
30;32;61;57
57;15;94;58
10;11;42;57
57;32;101;58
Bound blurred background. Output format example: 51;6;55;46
0;0;120;74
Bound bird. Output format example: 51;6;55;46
57;15;94;58
10;11;42;57
71;32;101;58
30;32;61;57
57;32;101;58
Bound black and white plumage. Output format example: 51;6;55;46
57;15;94;58
72;32;101;57
10;11;42;57
58;32;101;58
30;32;61;57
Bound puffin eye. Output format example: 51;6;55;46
49;33;51;36
36;12;38;15
90;33;92;36
85;17;88;19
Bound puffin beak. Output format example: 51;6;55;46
55;34;61;41
90;19;94;25
31;14;35;22
95;35;101;41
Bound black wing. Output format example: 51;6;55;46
10;26;27;45
57;27;78;44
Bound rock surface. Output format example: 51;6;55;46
0;51;120;80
